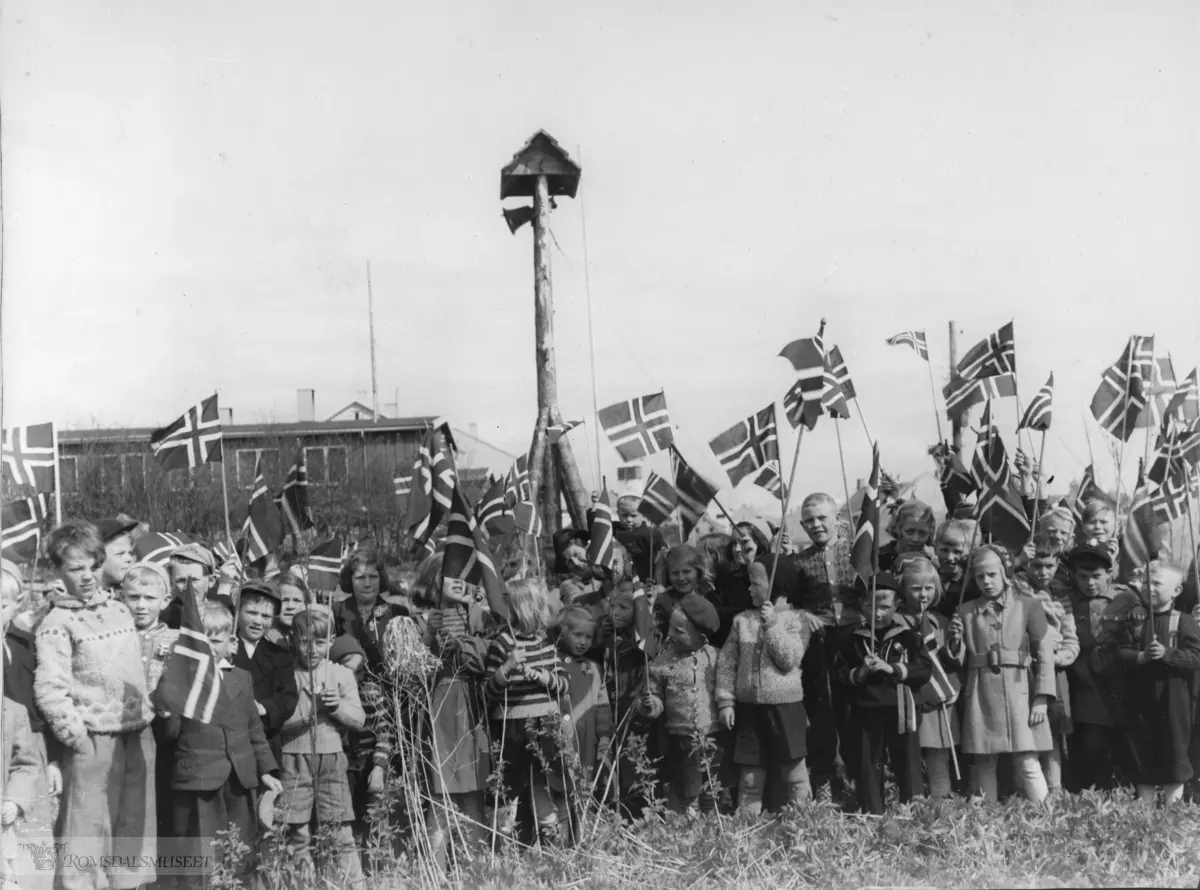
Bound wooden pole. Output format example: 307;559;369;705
855;404;874;453
1030;430;1048;543
1114;338;1136;513
52;423;63;524
833;419;856;543
219;441;234;553
528;173;589;532
578;146;604;490
367;261;379;423
1186;470;1200;611
768;424;805;598
948;321;963;457
925;354;946;445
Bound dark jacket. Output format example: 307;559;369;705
713;556;801;648
836;620;932;710
231;636;298;759
333;597;409;671
164;665;277;792
4;625;61;763
162;592;236;630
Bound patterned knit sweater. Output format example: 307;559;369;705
642;644;720;736
35;592;151;750
485;629;568;720
716;607;812;709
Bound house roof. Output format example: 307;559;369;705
500;130;581;200
325;400;383;421
59;416;440;446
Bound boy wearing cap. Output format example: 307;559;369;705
836;575;931;815
163;544;235;630
162;601;281;888
638;593;728;813
96;517;140;592
232;583;299;763
1062;542;1132;791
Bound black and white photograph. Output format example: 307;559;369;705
0;2;1198;887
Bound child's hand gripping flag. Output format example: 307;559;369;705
152;582;222;723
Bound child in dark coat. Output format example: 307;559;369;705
1114;563;1200;804
837;575;932;814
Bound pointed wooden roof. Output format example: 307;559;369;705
500;130;581;199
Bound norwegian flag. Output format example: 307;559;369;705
969;403;1009;493
1151;467;1192;522
822;346;854;419
504;453;532;507
1148;418;1200;486
1134;356;1178;431
1070;464;1109;526
134;531;193;565
671;450;720;539
1018;373;1054;432
956;322;1016;381
886;330;929;361
241;454;284;565
587;485;616;571
546;420;583;444
918;614;958;707
943;373;1016;421
1;494;49;562
1120;479;1166;579
708;404;779;487
850;443;881;583
441;483;508;617
1;422;56;494
936;447;977;515
150;394;223;470
1167;368;1199;424
779;321;828;430
307;537;344;593
276;451;313;538
1090;336;1156;442
476;475;511;535
511;501;542;537
972;407;1030;551
404;427;455;547
152;586;222;723
638;471;678;526
393;473;412;497
598;392;674;462
751;461;787;500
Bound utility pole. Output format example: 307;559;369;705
948;320;962;457
367;262;379;423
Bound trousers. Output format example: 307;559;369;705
971;752;1048;803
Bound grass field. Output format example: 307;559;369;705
315;791;1200;890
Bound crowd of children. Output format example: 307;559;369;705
3;487;1200;888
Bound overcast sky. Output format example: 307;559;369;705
2;1;1197;515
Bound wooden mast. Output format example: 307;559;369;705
502;131;590;533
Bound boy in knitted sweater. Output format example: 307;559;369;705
34;520;157;890
716;562;814;815
280;606;366;888
639;593;728;813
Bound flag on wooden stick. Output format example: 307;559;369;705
0;494;49;563
152;586;222;723
779;321;828;430
822;346;854;419
638;472;678;526
441;484;508;618
242;454;284;565
956;322;1016;381
276;450;313;538
598;392;674;461
886;330;929;361
1069;464;1109;526
503;454;531;508
404;427;455;547
476;475;511;535
1166;368;1199;424
850;443;881;583
1018;373;1054;432
308;538;344;593
1090;335;1156;441
943;373;1016;421
393;473;412;497
751;461;787;500
671;449;720;539
134;531;193;565
971;404;1031;551
708;404;779;488
1120;477;1166;579
1;422;56;493
1151;467;1192;522
150;395;223;470
587;485;616;571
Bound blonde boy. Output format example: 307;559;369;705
121;561;178;692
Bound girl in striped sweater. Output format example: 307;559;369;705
485;578;569;845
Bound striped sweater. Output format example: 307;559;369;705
484;629;568;720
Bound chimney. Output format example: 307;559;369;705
297;389;315;422
220;408;233;426
856;478;865;490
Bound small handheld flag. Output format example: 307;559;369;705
308;538;344;593
598;392;673;462
638;472;678;526
1;422;57;494
587;485;616;571
1017;373;1054;432
150;395;223;470
850;444;881;583
0;495;49;562
708;404;779;488
152;585;223;723
276;450;314;538
886;330;929;361
956;322;1016;381
242;454;284;565
546;420;584;444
